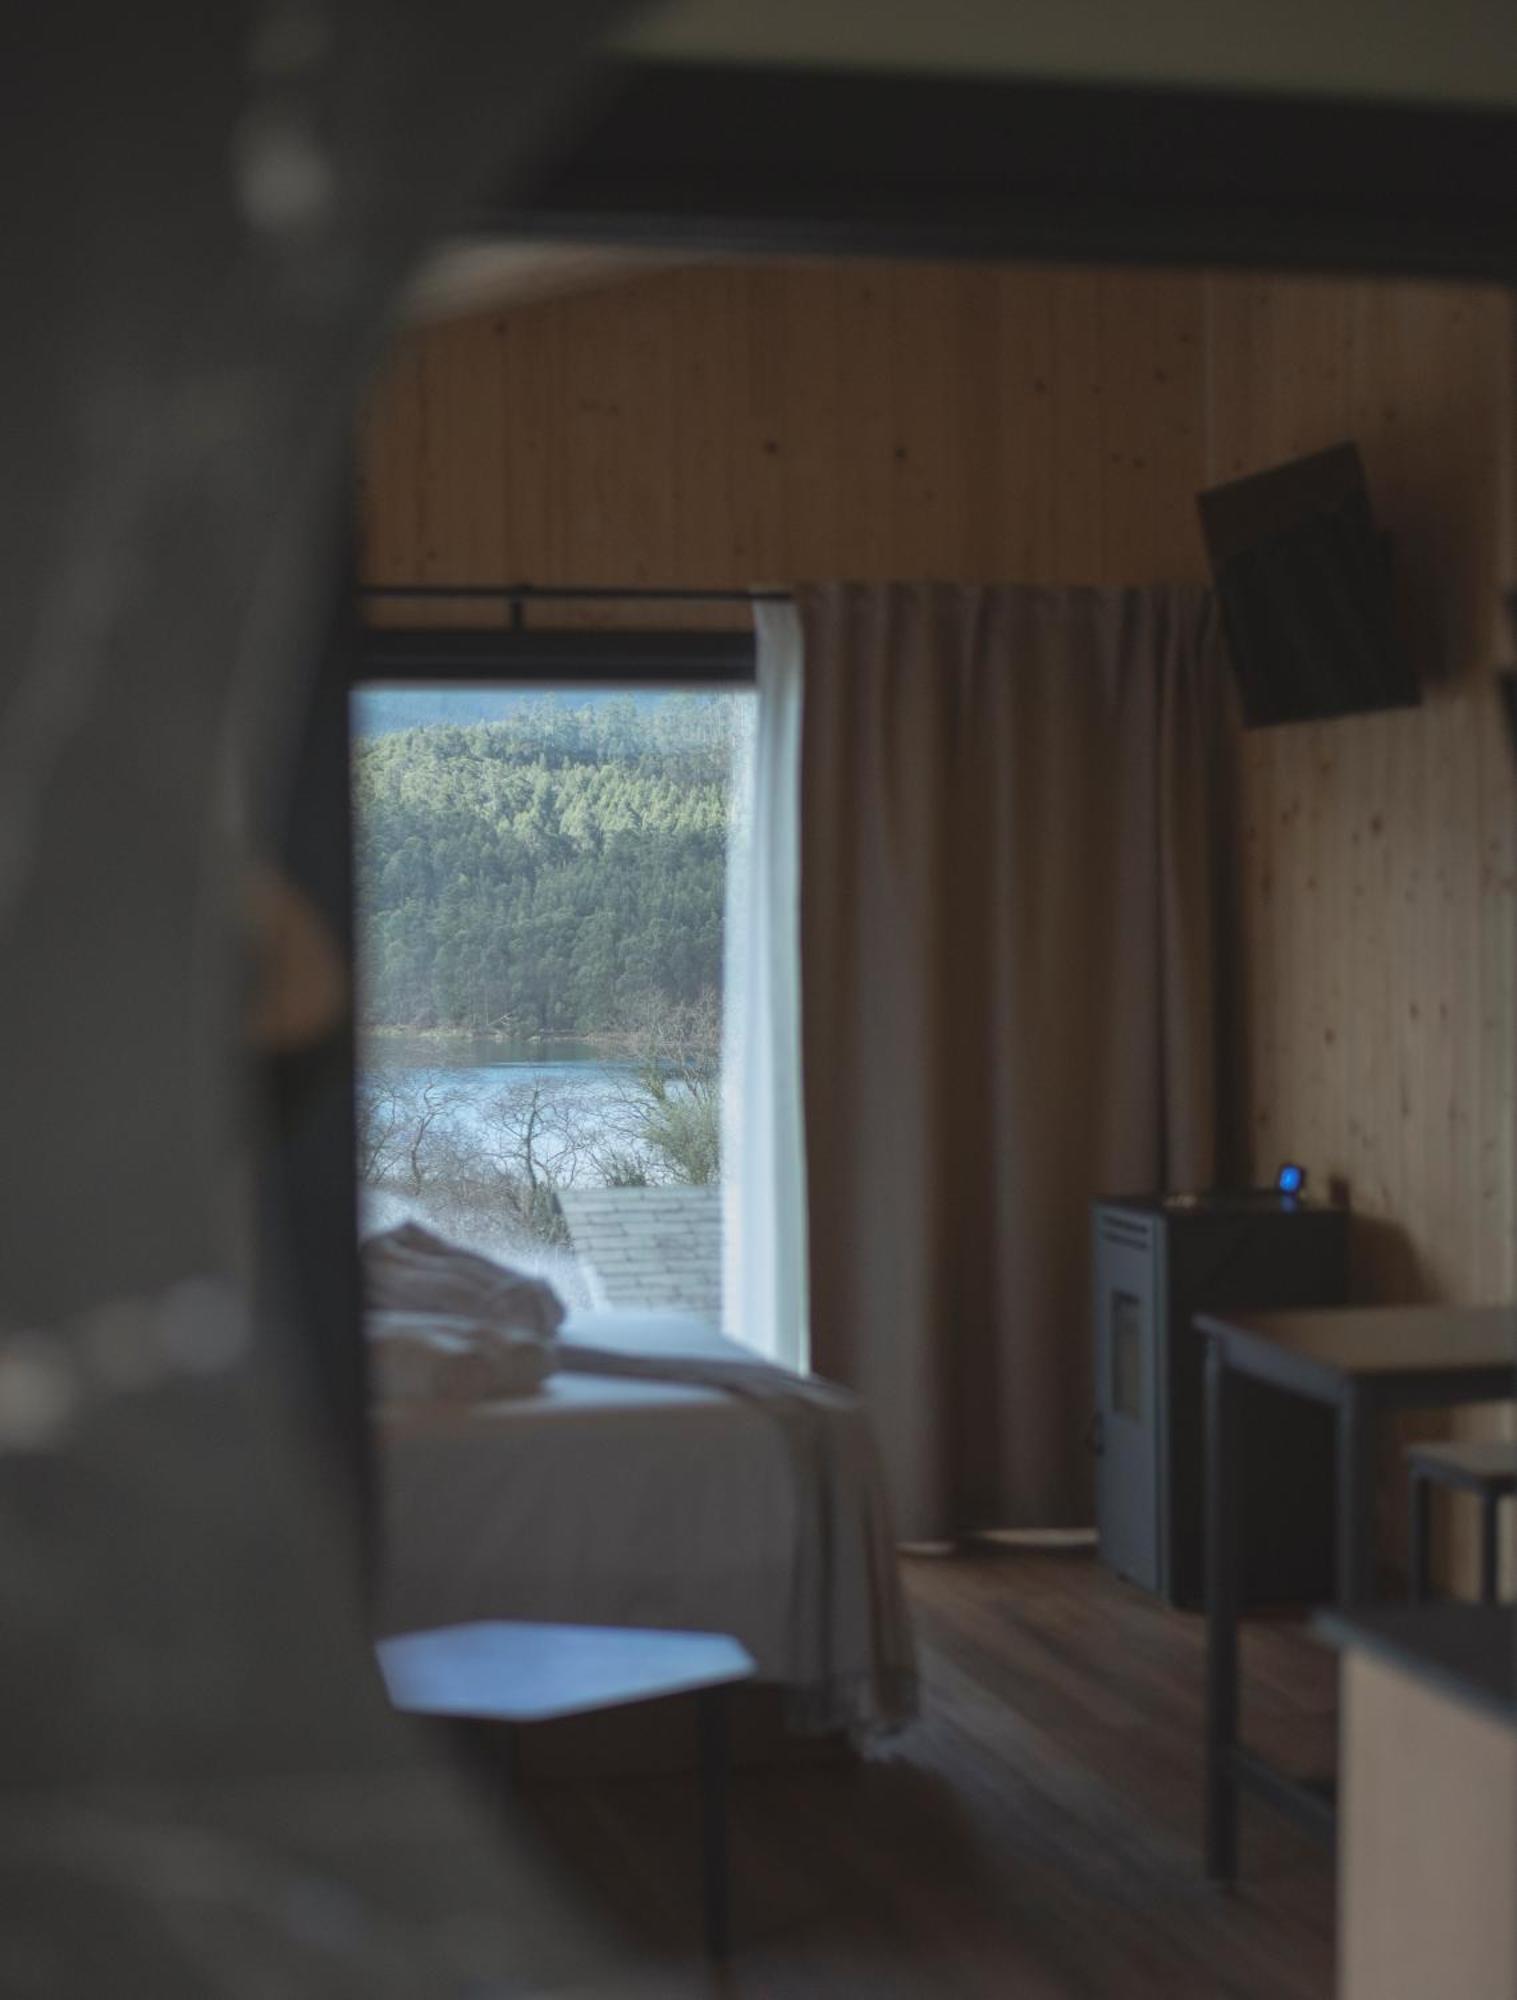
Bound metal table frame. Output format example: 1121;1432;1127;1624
1200;1311;1516;1882
1408;1442;1517;1607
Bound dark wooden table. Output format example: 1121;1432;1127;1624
377;1620;757;1957
1197;1304;1517;1881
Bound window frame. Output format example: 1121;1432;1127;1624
358;624;758;689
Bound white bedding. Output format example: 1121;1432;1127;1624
374;1309;915;1733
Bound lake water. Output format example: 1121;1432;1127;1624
363;1031;628;1080
361;1034;633;1112
357;1033;657;1187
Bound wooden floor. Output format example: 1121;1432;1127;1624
519;1549;1338;1997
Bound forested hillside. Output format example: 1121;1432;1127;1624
354;687;537;733
353;694;739;1033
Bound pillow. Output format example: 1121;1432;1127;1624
361;1221;566;1341
367;1309;554;1405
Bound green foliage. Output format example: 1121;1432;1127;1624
353;693;739;1035
638;1089;722;1187
619;988;723;1186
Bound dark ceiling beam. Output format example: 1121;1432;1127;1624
482;61;1517;283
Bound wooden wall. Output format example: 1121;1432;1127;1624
1210;276;1516;1310
361;260;1517;1555
360;263;1210;607
1200;275;1517;1581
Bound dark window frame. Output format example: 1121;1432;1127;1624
358;624;757;688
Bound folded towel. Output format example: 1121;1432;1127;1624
362;1222;566;1342
368;1310;554;1404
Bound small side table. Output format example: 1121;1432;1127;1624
1198;1304;1517;1882
376;1620;757;1959
1407;1439;1517;1605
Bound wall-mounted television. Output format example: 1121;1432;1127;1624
1197;441;1419;728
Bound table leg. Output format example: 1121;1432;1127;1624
1205;1335;1240;1883
1336;1386;1377;1607
1480;1493;1500;1605
698;1686;731;1959
1408;1472;1431;1604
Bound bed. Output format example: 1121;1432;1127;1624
372;1308;916;1738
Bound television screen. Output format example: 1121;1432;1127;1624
1197;442;1418;728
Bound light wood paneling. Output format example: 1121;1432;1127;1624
359;259;1517;1574
1202;275;1517;1585
1206;274;1515;1306
359;260;1212;621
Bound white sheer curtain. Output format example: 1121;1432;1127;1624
722;599;810;1368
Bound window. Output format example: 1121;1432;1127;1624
350;673;754;1318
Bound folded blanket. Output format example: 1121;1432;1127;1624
362;1222;566;1341
369;1309;555;1404
556;1334;919;1741
362;1223;565;1407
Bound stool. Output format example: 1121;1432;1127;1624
1406;1440;1517;1605
376;1620;755;1960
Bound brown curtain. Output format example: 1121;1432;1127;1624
798;582;1233;1540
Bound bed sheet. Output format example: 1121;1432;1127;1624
374;1312;801;1678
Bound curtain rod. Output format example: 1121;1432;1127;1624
361;583;791;605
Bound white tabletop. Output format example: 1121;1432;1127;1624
376;1620;757;1723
